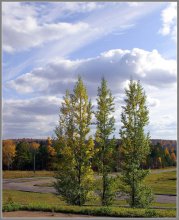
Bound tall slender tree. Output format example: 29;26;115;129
54;76;94;206
30;142;40;174
119;80;153;208
47;137;56;170
14;141;32;170
95;78;116;205
3;140;16;170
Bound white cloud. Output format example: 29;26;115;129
159;2;177;42
3;96;62;139
37;2;103;23
2;2;176;140
147;97;160;108
2;2;90;53
2;2;164;56
7;48;176;96
4;48;176;139
127;2;140;7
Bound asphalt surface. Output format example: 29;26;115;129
3;173;176;204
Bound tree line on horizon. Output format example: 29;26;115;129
2;77;177;208
2;137;176;171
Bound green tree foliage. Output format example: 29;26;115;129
95;78;116;205
119;80;153;208
36;143;48;170
14;141;32;170
146;143;175;169
54;77;94;206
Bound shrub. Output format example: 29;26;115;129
145;209;157;217
3;196;21;212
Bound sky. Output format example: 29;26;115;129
2;2;177;140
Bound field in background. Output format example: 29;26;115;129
3;170;54;179
3;189;176;209
2;168;176;217
3;168;177;195
145;170;176;195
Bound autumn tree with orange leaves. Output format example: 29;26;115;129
3;140;16;170
47;137;56;169
170;148;176;166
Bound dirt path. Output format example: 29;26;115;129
3;210;94;218
3;211;119;219
3;177;56;193
151;168;176;174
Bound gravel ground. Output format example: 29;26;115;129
3;210;94;218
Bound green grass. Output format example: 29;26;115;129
113;199;176;208
152;202;176;208
3;170;54;179
3;202;176;217
3;189;176;210
2;193;176;218
2;168;176;217
3;169;176;196
151;167;176;172
145;171;176;195
3;190;65;206
94;170;176;195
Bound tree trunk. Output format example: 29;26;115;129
33;153;35;174
102;174;107;205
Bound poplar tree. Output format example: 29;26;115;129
95;78;116;206
54;77;94;206
30;142;40;174
47;137;56;170
119;80;153;208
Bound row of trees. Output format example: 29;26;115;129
147;143;176;168
54;77;152;208
3;138;176;172
2;77;176;208
2;138;56;171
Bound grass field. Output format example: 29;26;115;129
3;170;53;179
95;169;177;195
3;167;176;179
145;170;176;195
2;190;176;217
2;168;177;217
3;189;176;209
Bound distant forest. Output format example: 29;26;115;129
3;138;177;171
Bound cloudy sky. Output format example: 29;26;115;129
2;2;177;140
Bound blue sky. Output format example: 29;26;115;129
2;2;177;139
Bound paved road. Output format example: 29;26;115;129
3;177;56;194
3;176;176;204
151;168;176;174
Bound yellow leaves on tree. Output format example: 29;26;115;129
48;146;56;157
164;147;170;156
47;137;56;157
3;140;16;169
31;142;40;151
169;146;176;162
156;157;162;168
170;152;176;162
47;137;52;146
158;157;162;164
